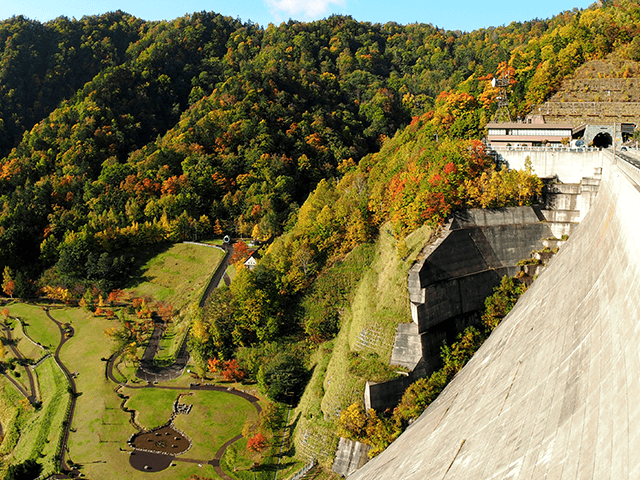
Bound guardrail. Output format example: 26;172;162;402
614;150;640;186
488;145;601;153
289;458;316;480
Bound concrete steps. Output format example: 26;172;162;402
540;173;600;236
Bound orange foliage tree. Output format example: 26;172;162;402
247;433;266;452
230;241;251;266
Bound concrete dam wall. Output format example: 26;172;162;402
350;152;640;479
363;208;554;414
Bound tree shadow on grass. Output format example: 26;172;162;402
253;461;296;473
124;242;174;290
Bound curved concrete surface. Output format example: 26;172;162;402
351;154;640;479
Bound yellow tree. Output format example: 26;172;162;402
2;266;15;298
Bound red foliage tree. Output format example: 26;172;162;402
230;241;251;266
247;433;266;452
221;359;246;382
207;358;222;373
108;289;124;304
155;301;174;322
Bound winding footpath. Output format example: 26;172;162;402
44;308;82;479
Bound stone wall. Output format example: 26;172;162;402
332;437;371;477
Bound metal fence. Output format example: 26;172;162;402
289;458;316;480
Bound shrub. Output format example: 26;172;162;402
5;459;42;480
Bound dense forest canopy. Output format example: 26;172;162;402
0;1;639;298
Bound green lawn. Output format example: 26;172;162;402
125;388;180;429
7;320;47;361
173;390;257;461
128;242;224;313
0;357;70;478
154;320;189;365
6;303;60;349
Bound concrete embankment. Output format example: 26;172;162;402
350;152;640;479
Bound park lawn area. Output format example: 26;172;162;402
154;320;188;365
222;413;303;480
54;307;139;477
6;303;59;349
128;242;224;312
173;390;258;460
111;351;146;385
0;381;23;454
125;388;182;429
53;305;256;480
7;320;46;362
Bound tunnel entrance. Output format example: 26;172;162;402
593;132;613;148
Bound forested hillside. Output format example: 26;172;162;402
4;3;638;295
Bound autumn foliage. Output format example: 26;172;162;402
230;241;251;267
246;433;267;453
207;358;246;383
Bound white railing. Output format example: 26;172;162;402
488;145;601;153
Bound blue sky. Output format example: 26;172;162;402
1;0;592;32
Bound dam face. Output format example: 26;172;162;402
350;152;640;479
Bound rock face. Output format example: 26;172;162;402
349;153;640;479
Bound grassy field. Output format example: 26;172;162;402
5;303;60;350
10;320;47;361
128;242;224;312
127;242;224;365
10;357;69;475
154;320;188;365
0;356;69;478
125;388;179;429
172;390;257;461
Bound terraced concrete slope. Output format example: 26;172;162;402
351;153;640;479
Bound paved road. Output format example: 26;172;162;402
199;242;233;308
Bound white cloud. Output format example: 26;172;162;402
265;0;346;20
